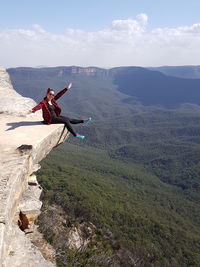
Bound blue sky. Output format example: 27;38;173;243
1;0;200;32
0;0;200;67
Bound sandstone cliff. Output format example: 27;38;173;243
0;68;69;267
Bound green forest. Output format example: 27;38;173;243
37;108;200;267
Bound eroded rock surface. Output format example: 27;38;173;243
0;68;69;267
0;68;36;116
4;225;55;267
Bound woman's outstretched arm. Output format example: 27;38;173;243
54;82;72;100
31;103;43;112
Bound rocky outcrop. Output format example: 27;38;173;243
70;66;110;76
0;68;69;266
0;68;36;116
67;223;96;250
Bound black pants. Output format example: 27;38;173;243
52;116;83;136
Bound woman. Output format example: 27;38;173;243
29;83;91;139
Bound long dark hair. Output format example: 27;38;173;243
46;88;53;94
44;88;54;100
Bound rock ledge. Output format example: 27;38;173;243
0;69;69;267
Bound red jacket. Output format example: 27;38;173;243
32;87;68;124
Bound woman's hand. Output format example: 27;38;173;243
27;110;32;114
67;82;72;90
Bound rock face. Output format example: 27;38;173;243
70;66;109;76
0;68;69;266
0;67;36;116
4;225;55;267
67;223;96;250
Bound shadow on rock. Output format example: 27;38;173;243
6;121;43;131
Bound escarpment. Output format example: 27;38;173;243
0;68;69;267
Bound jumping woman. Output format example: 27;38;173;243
29;83;91;139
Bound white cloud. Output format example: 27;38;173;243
0;13;200;67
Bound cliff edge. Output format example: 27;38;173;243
0;68;69;267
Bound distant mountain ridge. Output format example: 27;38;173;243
149;65;200;79
7;65;200;111
113;66;200;106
